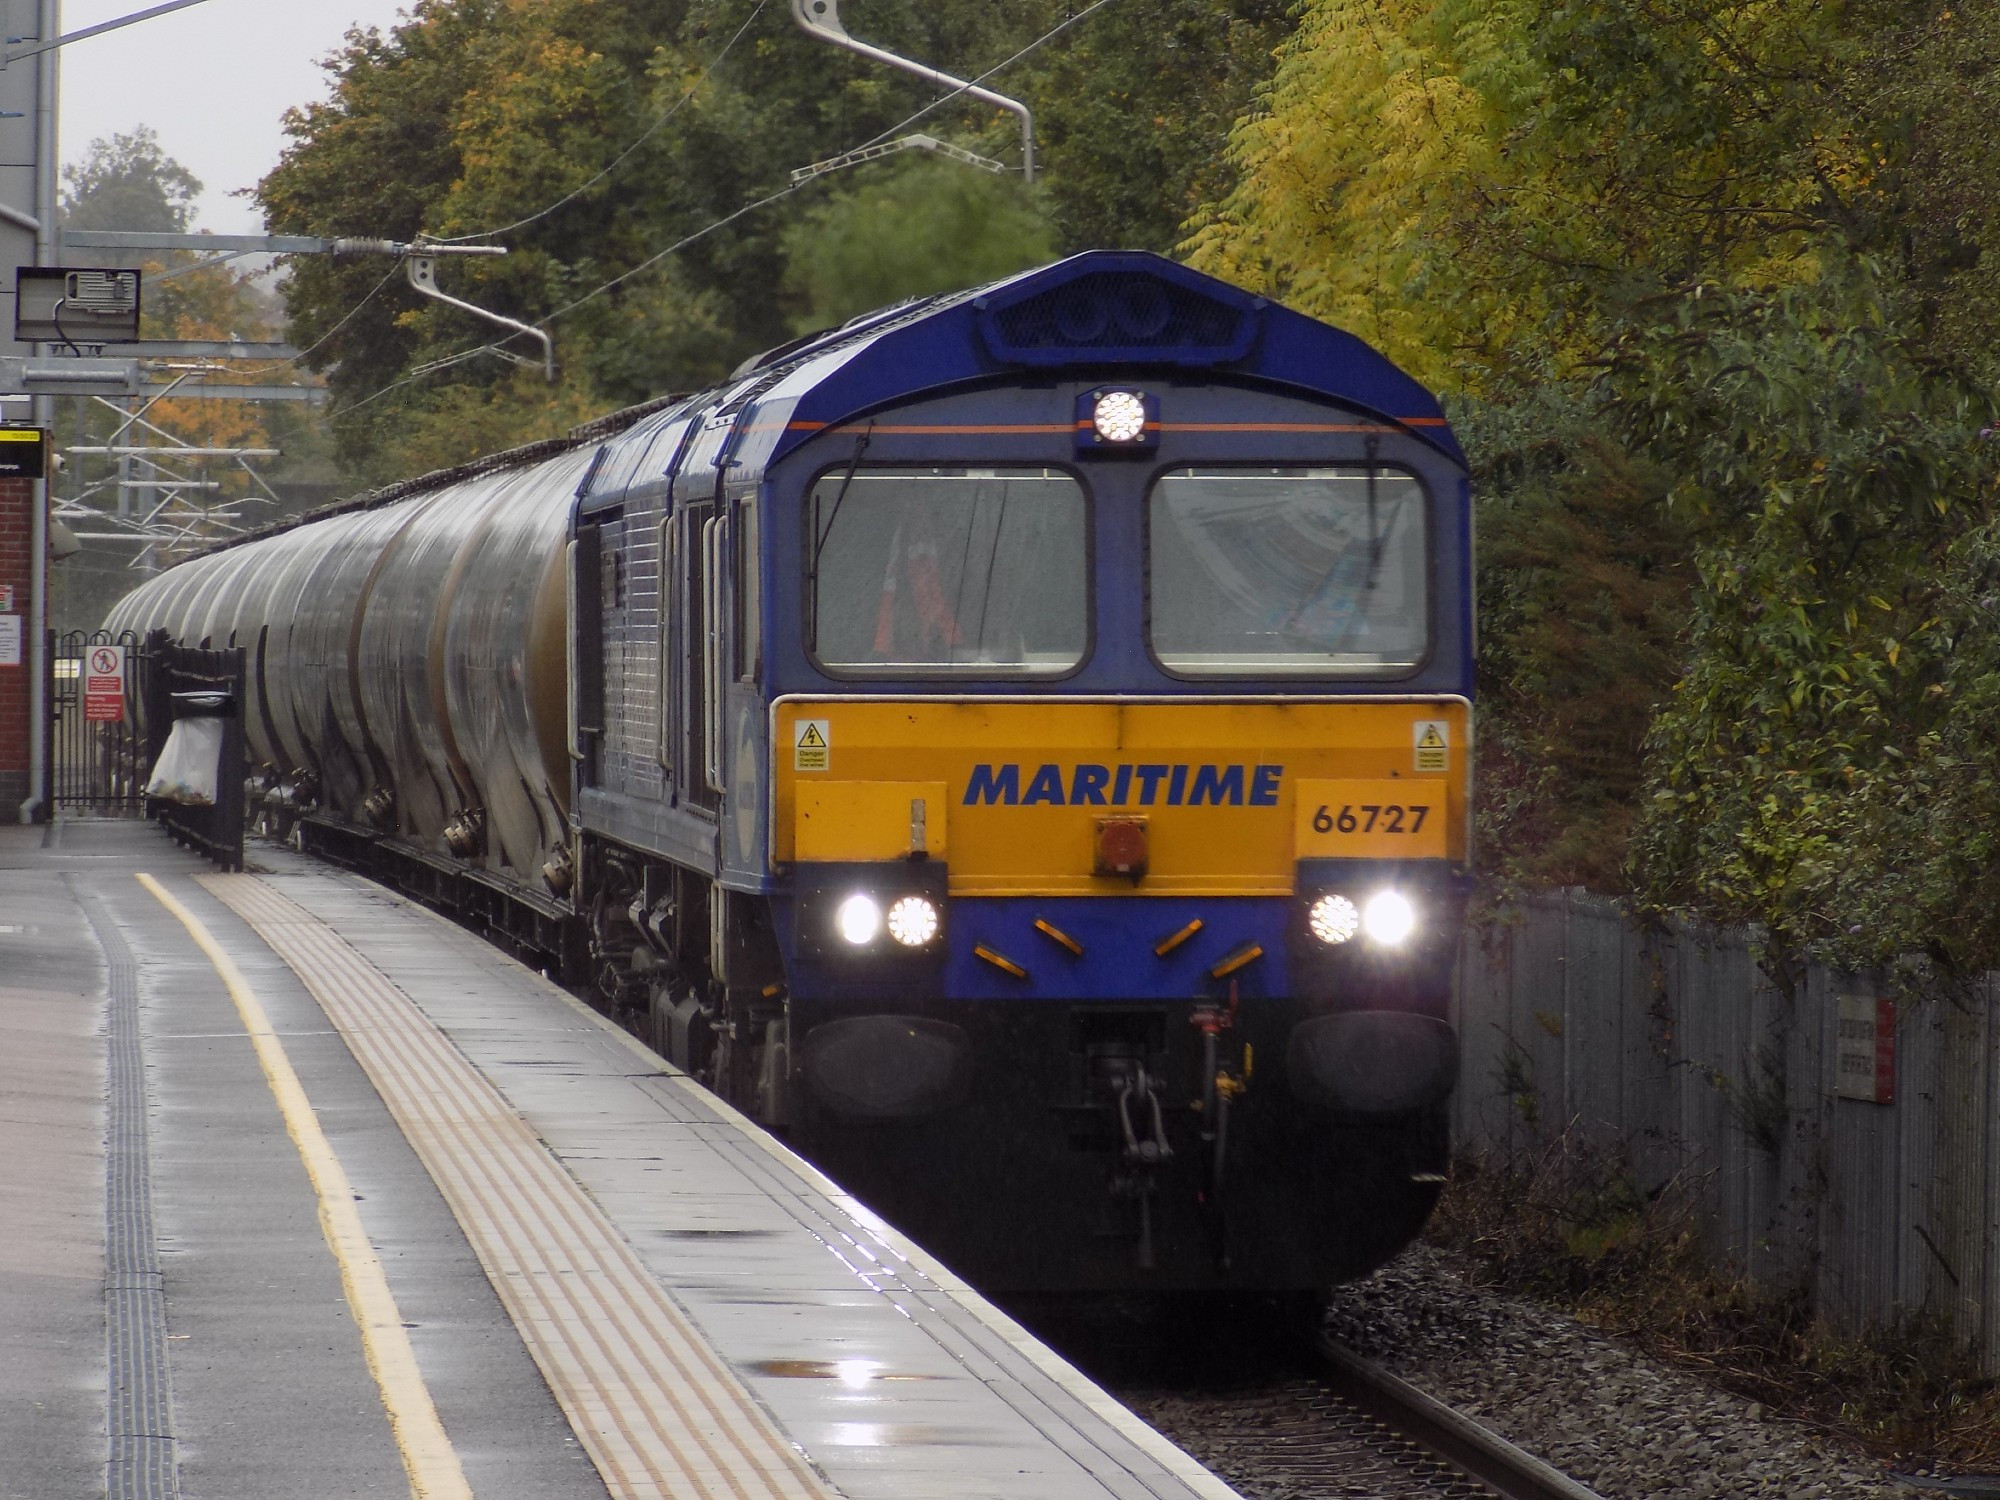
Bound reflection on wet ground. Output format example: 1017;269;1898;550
749;1358;938;1386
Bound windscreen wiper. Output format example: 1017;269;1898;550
1277;458;1384;643
805;425;873;649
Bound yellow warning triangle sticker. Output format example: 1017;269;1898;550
1417;724;1446;748
797;723;827;747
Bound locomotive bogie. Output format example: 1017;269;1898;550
787;991;1453;1292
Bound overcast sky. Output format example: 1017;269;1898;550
61;0;414;234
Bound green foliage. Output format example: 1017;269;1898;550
1606;269;2000;969
1027;0;1286;252
1841;3;2000;389
62;126;202;233
367;367;620;479
256;0;1284;478
1463;391;1690;894
781;157;1053;330
1193;0;2000;976
1185;0;1853;391
260;0;676;475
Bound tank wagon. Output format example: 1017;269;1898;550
109;251;1473;1298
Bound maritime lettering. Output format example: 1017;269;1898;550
962;763;1284;808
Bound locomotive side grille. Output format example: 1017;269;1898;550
600;513;667;798
977;271;1260;367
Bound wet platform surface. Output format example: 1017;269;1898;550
0;819;1239;1500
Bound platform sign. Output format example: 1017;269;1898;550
0;426;45;478
83;643;126;723
1835;994;1896;1105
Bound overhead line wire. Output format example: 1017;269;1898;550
533;181;805;326
337;0;1123;413
430;0;771;244
226;258;406;378
239;0;770;386
851;0;1120;156
526;0;1125;333
339;342;502;416
294;0;774;402
279;259;406;364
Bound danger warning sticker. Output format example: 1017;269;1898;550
1413;719;1449;773
794;719;830;772
84;644;126;724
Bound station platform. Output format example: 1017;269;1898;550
0;819;1239;1500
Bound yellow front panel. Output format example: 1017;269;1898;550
1294;779;1448;859
773;699;1470;896
795;781;948;861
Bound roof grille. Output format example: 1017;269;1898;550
978;270;1260;367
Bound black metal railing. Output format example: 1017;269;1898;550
140;630;246;872
48;628;149;815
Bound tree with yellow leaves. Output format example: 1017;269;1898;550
1186;2;2000;984
1185;0;1856;392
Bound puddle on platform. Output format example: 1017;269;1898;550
660;1228;781;1239
748;1358;936;1387
819;1422;997;1447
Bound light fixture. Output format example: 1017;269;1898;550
1092;389;1149;443
886;895;939;948
1308;893;1361;945
1362;890;1417;947
836;893;882;946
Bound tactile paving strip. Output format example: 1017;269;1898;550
196;873;833;1500
74;878;181;1500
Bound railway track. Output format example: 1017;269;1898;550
1119;1336;1605;1500
1314;1338;1603;1500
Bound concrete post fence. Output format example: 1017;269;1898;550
1452;891;2000;1368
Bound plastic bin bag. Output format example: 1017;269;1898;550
145;718;223;806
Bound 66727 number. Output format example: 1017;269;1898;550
1311;803;1430;836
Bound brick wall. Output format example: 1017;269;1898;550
0;476;38;819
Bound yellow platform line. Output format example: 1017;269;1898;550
196;872;834;1500
136;873;471;1500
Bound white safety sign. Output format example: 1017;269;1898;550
85;644;126;723
794;718;830;772
1413;719;1449;773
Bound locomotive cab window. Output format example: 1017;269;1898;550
808;467;1087;676
1148;467;1429;676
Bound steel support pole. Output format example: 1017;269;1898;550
20;0;58;822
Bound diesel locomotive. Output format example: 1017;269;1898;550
108;251;1473;1298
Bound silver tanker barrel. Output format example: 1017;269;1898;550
354;481;503;847
436;449;587;878
288;502;437;820
105;443;586;887
239;523;343;779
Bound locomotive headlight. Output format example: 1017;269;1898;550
836;893;883;946
1308;893;1361;946
1092;390;1149;443
886;895;940;948
1362;890;1418;947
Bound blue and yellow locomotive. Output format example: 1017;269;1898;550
111;251;1472;1298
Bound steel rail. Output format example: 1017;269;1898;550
1317;1337;1607;1500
